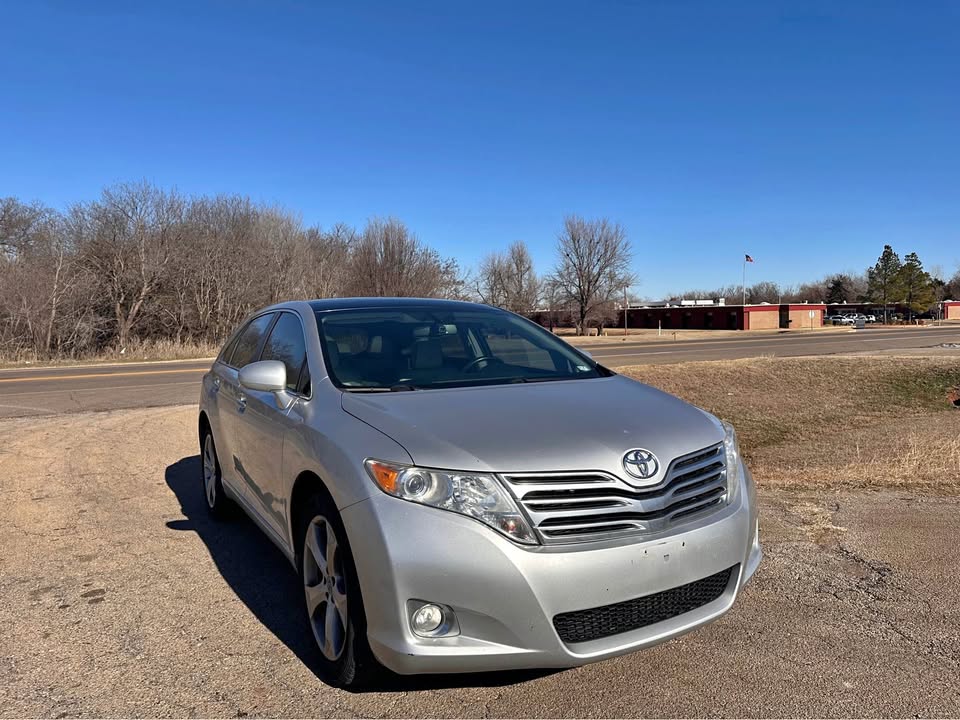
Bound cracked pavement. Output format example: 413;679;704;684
1;406;958;717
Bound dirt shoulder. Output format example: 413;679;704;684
2;356;959;717
0;405;958;717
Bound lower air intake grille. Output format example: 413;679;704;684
552;566;736;644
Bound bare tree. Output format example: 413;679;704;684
346;217;459;298
304;223;354;299
552;215;634;335
937;265;960;302
475;252;509;307
539;276;563;331
476;240;540;314
0;200;95;358
668;284;739;304
0;198;49;258
79;182;185;349
745;281;781;304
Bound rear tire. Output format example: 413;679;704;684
297;491;382;688
200;430;230;518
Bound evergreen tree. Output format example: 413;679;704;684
866;245;902;322
896;252;935;320
826;274;851;304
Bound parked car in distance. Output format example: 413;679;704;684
828;314;855;325
197;298;762;687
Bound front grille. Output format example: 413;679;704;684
501;443;727;544
553;566;736;644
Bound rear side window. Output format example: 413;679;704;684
219;328;244;365
260;312;308;393
229;313;275;368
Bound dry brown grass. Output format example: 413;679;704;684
0;338;219;368
621;356;960;492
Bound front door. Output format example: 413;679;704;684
217;312;276;508
231;311;310;546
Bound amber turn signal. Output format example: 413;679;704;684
365;459;400;493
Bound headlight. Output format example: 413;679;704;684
364;459;537;544
722;421;742;505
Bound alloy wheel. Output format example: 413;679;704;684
303;515;348;661
202;434;218;508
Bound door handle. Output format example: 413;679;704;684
237;393;247;412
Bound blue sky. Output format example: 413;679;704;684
3;1;958;298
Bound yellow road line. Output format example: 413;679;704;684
0;380;200;397
0;368;207;384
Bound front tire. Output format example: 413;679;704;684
298;492;381;688
200;430;230;518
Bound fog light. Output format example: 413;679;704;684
412;604;444;634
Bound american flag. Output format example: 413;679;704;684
745;254;754;263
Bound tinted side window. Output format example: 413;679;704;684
296;363;311;396
439;332;467;359
219;326;244;365
229;313;275;368
483;333;555;371
260;312;308;393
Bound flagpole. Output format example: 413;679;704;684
742;256;746;307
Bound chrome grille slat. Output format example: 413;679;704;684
670;470;724;496
670;453;725;478
536;486;726;528
671;459;725;485
502;442;728;544
502;480;620;494
671;497;723;521
524;499;629;512
507;474;608;485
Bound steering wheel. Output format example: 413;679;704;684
462;356;503;373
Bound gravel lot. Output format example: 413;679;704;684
2;406;959;718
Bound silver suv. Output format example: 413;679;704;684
198;298;761;687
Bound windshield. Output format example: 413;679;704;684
316;306;607;390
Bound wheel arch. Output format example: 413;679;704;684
289;471;338;557
198;410;211;447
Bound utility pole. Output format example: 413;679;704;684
623;286;628;337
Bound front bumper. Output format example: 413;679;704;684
342;465;761;675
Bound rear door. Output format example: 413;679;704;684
217;312;277;504
231;310;310;545
205;323;246;496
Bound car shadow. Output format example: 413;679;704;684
164;455;559;692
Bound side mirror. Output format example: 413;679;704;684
580;349;593;359
239;360;287;393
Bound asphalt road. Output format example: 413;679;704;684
1;325;957;418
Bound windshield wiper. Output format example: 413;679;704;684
389;383;419;392
508;376;581;384
341;383;420;393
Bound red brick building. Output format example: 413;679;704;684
620;303;826;331
530;303;828;331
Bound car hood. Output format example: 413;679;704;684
340;375;724;481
